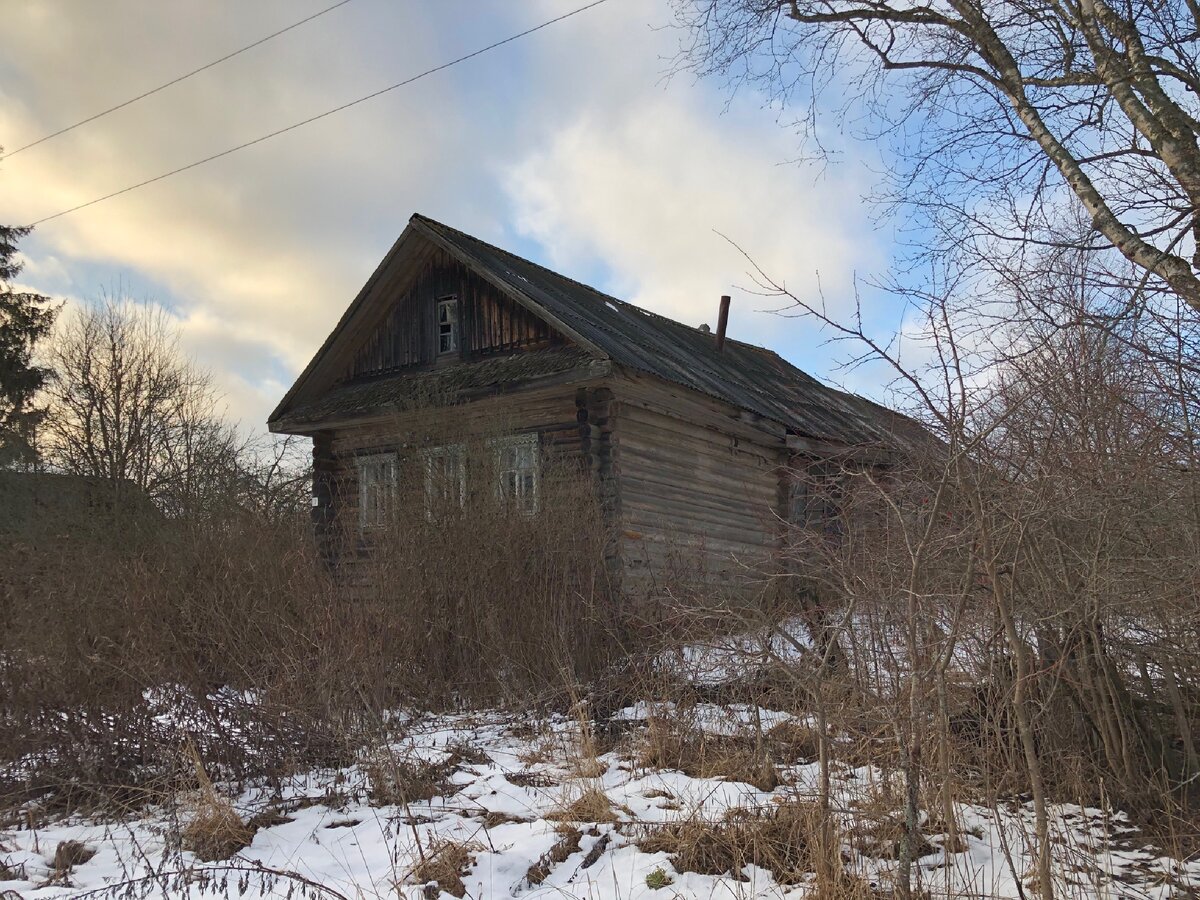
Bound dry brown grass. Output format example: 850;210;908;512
408;839;481;898
639;716;780;792
523;829;582;886
179;745;253;862
846;778;934;861
43;840;95;885
0;857;26;882
363;753;451;806
637;801;819;884
766;719;823;762
362;742;485;806
636;798;879;897
180;798;253;862
0;420;624;818
480;810;531;828
547;788;619;824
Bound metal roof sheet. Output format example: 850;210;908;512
412;215;922;451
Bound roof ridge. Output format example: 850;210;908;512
410;212;768;352
411;213;892;420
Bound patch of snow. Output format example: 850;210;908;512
1;707;1194;899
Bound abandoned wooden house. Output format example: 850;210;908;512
268;213;922;595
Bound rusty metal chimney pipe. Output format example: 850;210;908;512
715;295;731;352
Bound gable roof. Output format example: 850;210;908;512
270;213;923;451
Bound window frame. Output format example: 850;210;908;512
436;295;459;356
355;451;398;530
421;443;466;519
788;459;846;538
489;433;541;515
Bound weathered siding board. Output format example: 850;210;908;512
270;216;925;607
610;371;786;594
346;250;556;380
320;382;596;586
576;386;621;587
325;382;596;524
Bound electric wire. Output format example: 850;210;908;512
25;0;610;227
2;0;356;160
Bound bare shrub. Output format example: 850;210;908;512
1;390;622;815
669;240;1200;900
0;502;355;813
361;747;467;806
328;415;621;704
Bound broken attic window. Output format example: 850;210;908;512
437;295;459;355
490;433;540;514
356;452;398;529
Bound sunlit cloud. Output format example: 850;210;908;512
2;0;897;432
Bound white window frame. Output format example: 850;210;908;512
355;452;398;530
421;443;466;518
489;433;541;515
437;295;459;356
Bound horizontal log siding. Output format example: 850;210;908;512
612;372;787;596
322;384;590;583
329;387;583;487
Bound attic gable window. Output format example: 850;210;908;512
437;295;459;355
491;434;540;515
422;444;466;518
356;453;397;529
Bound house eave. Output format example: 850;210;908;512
268;355;613;435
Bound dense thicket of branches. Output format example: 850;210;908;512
722;245;1200;900
40;299;309;519
668;8;1200;897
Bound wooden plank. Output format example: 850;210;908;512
613;369;787;443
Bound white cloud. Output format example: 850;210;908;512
0;0;472;429
501;2;884;350
504;97;879;345
2;0;896;433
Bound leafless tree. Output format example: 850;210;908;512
40;297;244;516
673;1;1200;316
712;223;1200;900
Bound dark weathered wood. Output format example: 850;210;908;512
603;369;788;597
311;430;338;564
345;251;557;380
275;225;909;603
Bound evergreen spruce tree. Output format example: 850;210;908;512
0;224;56;466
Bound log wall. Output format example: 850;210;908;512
321;382;601;580
608;371;788;597
315;368;836;601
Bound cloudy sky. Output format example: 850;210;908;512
1;0;906;433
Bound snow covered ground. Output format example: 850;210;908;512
1;705;1194;900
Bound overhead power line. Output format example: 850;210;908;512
2;0;356;161
25;0;610;227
